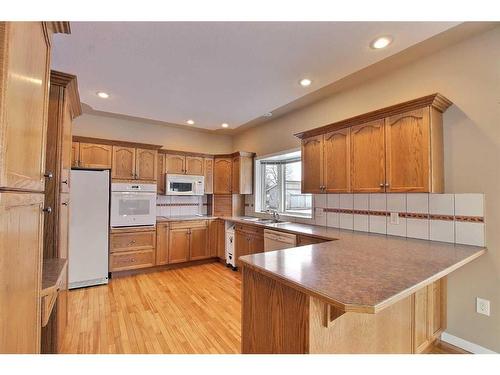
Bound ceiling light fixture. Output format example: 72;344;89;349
221;123;229;128
263;112;273;118
96;91;110;99
370;36;393;49
186;119;195;125
299;78;312;87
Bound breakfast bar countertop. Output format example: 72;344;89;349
235;219;486;314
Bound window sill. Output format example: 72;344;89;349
257;211;312;220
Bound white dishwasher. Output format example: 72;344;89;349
264;229;297;251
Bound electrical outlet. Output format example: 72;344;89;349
390;212;400;225
476;297;490;316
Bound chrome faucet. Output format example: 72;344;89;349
266;209;280;222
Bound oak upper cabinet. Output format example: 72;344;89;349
112;146;136;179
350;119;386;193
189;222;209;261
204;157;214;194
71;142;79;167
385;108;435;193
185;156;204;175
214;157;233;194
324;128;350;193
0;22;52;192
165;154;186;175
296;94;451;194
232;156;240;193
231;154;253;194
135;148;157;181
79;143;113;169
301;135;324;193
157;153;165;194
168;226;191;264
155;222;169;266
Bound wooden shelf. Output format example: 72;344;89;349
41;258;67;327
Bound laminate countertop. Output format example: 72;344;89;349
229;217;486;314
156;215;217;223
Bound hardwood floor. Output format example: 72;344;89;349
60;262;241;354
60;261;467;354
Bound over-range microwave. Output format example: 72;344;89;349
166;174;205;196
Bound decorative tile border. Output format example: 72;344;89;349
157;203;199;207
322;208;483;222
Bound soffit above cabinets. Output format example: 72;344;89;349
52;22;460;130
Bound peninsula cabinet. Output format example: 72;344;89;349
77;143;113;169
296;94;452;194
235;224;264;267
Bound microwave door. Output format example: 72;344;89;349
168;181;193;195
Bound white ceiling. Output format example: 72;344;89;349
52;22;459;130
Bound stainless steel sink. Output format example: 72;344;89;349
240;217;290;225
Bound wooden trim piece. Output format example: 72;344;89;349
73;136;162;150
47;22;71;34
50;70;82;118
160;149;214;158
294;93;452;139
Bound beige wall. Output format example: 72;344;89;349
73;113;233;154
234;26;500;351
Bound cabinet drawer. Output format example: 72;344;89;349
110;250;155;272
170;220;208;229
235;223;263;236
110;230;156;253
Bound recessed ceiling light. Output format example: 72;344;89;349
263;112;273;118
96;91;109;99
221;123;229;128
299;78;312;87
186;119;195;125
370;36;393;49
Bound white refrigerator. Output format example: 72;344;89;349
69;169;110;289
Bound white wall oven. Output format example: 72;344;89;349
165;174;204;195
110;183;156;227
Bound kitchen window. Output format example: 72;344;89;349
256;151;312;218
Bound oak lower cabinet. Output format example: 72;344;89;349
189;223;210;260
0;192;45;353
155;222;169;265
109;228;156;272
297;94;451;194
208;219;218;257
235;224;264;267
167;226;190;264
216;219;226;259
78;143;113;169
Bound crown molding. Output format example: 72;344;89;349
50;70;82;118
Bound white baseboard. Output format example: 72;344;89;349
441;332;497;354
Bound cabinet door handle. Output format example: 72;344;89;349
44;172;53;179
385;182;390;187
62;202;69;206
379;183;384;188
128;240;136;245
62;179;68;184
42;207;52;213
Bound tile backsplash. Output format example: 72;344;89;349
232;192;484;247
315;193;486;247
156;195;205;217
